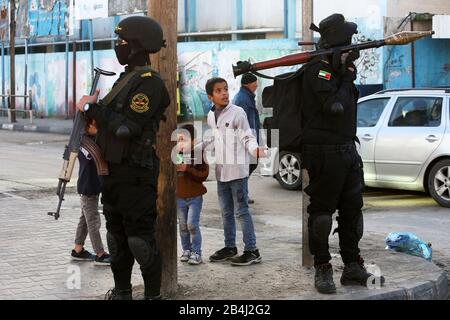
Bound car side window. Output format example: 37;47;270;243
357;98;390;127
388;97;443;127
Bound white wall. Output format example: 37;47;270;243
243;0;284;29
314;0;384;23
178;0;186;32
196;0;232;31
312;0;384;36
388;0;450;17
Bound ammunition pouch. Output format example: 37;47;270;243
129;128;156;169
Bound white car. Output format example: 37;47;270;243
261;88;450;208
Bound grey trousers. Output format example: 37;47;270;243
74;195;104;254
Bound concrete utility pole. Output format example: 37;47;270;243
301;0;313;268
9;0;15;123
148;0;178;297
301;0;314;51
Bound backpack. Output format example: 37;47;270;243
262;62;318;152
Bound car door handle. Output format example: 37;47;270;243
362;134;374;141
426;135;439;142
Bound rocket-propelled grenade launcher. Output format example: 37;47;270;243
232;31;434;77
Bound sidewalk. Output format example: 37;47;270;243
0;117;73;135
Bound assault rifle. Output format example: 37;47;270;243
48;68;115;220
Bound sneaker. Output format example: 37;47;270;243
340;256;386;287
314;263;337;294
188;252;202;265
180;250;191;262
71;248;95;261
230;249;262;266
104;288;132;300
95;253;112;266
209;247;238;262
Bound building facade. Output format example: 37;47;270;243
0;0;448;119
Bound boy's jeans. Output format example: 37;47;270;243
177;196;203;255
217;177;257;252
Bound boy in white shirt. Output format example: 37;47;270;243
205;77;266;266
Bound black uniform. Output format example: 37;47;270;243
301;56;364;266
86;66;170;298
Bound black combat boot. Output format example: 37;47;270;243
104;288;133;300
314;263;337;294
340;256;385;287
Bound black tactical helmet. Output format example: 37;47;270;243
115;16;165;53
310;13;358;49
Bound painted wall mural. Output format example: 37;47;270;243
351;17;383;85
0;49;123;117
384;37;450;89
178;39;303;120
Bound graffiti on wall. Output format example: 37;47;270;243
178;51;214;119
351;17;383;85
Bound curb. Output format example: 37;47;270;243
1;123;71;135
335;269;449;300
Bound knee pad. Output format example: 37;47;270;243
128;236;155;268
336;212;364;240
310;215;333;244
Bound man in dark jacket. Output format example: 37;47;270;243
233;73;260;203
301;13;385;294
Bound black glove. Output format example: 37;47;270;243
235;60;252;75
332;48;345;74
332;48;360;74
342;63;357;82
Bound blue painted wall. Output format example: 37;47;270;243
384;38;450;89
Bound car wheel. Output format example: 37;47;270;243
428;159;450;208
275;151;302;190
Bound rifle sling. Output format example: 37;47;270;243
98;71;139;107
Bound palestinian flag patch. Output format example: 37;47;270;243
318;70;331;81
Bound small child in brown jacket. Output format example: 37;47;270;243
176;124;209;265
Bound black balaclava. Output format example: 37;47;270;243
115;40;150;67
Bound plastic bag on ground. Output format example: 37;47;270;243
385;232;432;261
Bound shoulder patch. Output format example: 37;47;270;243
141;72;152;78
318;70;332;81
130;93;150;113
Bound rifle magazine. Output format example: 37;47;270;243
80;135;109;176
